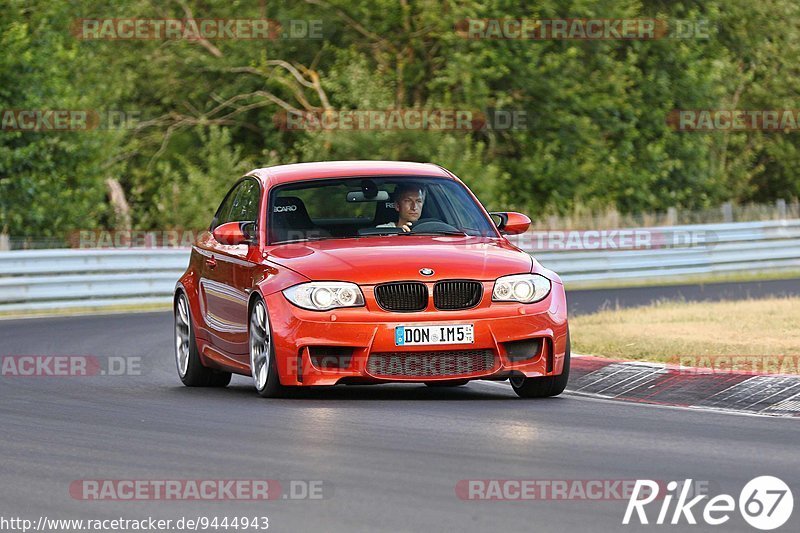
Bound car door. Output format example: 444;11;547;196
200;178;262;362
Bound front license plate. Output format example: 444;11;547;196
395;324;474;346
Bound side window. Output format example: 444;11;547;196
210;178;260;230
228;179;260;223
211;183;241;230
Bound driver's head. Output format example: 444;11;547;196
394;183;426;225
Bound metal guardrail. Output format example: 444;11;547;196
512;219;800;282
0;249;189;312
1;220;799;312
537;241;800;282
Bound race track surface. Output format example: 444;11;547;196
567;277;800;314
1;310;798;532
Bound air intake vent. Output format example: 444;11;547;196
367;350;496;377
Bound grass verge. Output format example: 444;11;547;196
0;302;171;320
571;297;800;372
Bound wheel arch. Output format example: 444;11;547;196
174;282;187;307
247;288;266;317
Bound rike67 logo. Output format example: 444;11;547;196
624;476;793;530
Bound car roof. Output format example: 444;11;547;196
247;161;454;187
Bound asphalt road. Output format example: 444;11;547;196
1;311;798;533
567;277;800;315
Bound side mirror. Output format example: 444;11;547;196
213;221;256;245
490;212;531;235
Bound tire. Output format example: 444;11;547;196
424;379;470;387
510;331;570;398
174;292;232;387
249;297;291;398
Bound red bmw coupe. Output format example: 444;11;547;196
174;161;570;398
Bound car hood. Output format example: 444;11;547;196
266;235;533;284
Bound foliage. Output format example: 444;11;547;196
1;0;799;236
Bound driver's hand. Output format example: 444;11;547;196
400;222;412;232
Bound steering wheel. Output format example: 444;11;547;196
411;218;460;233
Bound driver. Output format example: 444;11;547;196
377;184;425;232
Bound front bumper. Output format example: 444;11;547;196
264;282;569;386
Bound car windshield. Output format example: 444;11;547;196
268;176;497;244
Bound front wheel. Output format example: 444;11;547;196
510;331;570;398
249;298;291;398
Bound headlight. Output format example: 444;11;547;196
283;282;365;311
492;274;551;303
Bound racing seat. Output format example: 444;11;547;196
373;198;398;226
270;196;330;243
